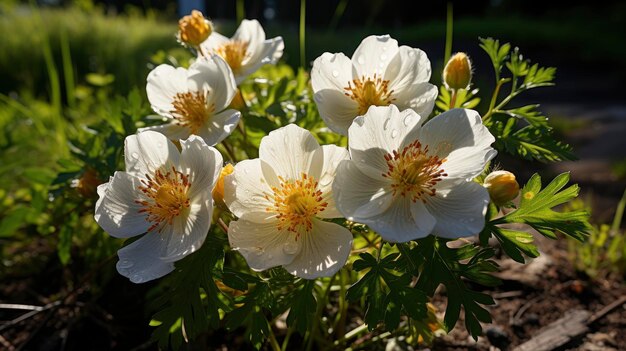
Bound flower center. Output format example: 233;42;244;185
383;140;447;202
171;91;215;134
265;174;328;236
344;74;395;115
136;167;191;232
215;40;249;73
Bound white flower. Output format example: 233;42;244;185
200;19;284;84
94;131;223;283
224;124;352;279
333;105;496;242
142;55;240;146
311;35;438;135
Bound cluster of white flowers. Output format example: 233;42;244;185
95;17;496;283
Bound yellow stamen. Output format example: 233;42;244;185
344;74;395;115
136;167;191;233
383;140;447;202
265;174;328;236
170;91;215;134
215;40;249;74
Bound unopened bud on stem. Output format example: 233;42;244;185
213;163;234;209
443;52;472;90
484;170;520;205
178;10;212;47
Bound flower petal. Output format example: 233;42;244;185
352;35;399;77
138;123;191;143
283;219;352;279
313;89;359;136
232;19;266;52
124;131;180;177
317;145;350;219
418;109;496;181
348;105;425;178
187;55;237;111
179;136;223;198
392;82;438;119
258;124;323;181
228;217;299;271
146;64;189;117
116;233;174;283
311;52;354;92
424;181;489;238
384;46;432;93
199;32;230;53
196;108;241;146
94;172;149;238
238;37;284;83
159;193;212;262
360;196;435;243
224;158;276;220
333;160;393;220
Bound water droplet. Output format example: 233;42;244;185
319;174;333;186
383;118;391;130
332;70;339;78
131;152;139;159
357;55;365;65
391;129;399;138
378;62;385;68
377;200;384;206
408;50;415;57
380;54;387;61
283;242;298;254
403;115;412;126
157;142;164;149
382;46;388;51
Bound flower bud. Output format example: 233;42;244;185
212;163;234;209
483;170;520;205
178;10;212;47
443;52;472;90
75;168;102;198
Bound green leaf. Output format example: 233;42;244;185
414;236;497;339
286;280;316;334
497;105;550;130
0;206;33;237
479;37;511;79
482;173;591;263
150;234;227;350
57;221;73;265
503;173;591;242
495;123;576;162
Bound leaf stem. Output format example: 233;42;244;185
299;0;307;69
483;78;510;122
443;2;453;66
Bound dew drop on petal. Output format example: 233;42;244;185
383;118;391;130
357;55;365;65
131;152;139;159
283;242;298;255
382;46;388;52
403;115;412;126
319;174;333;187
391;129;399;139
408;50;415;57
380;54;387;61
332;70;339;78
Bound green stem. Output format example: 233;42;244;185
267;327;281;351
236;0;245;24
443;2;453;66
221;140;238;162
281;325;294;351
305;276;335;351
483;78;510;122
333;323;368;347
611;188;626;233
299;0;307;69
449;89;457;109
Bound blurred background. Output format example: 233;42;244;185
1;0;625;350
